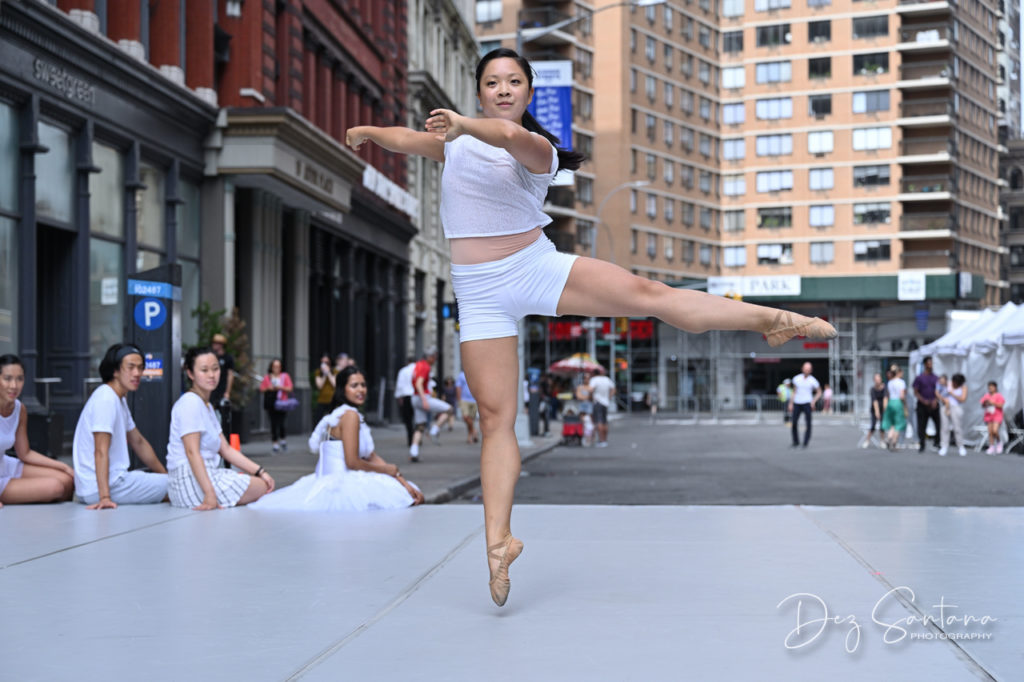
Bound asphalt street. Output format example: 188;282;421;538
457;414;1024;506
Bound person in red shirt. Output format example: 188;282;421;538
409;348;451;461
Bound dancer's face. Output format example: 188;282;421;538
345;373;367;406
477;57;533;124
0;362;24;405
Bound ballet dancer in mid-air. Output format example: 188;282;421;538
346;48;836;607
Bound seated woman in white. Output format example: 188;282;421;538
167;347;276;510
252;366;424;511
0;354;75;505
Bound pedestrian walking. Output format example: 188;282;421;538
345;47;836;607
588;370;616;447
938;373;968;457
821;384;833;414
646;383;659;423
395;357;416;446
863;372;886;448
981;381;1006;454
442;376;458;432
456;369;479;444
776;378;792;424
881;365;908;450
912;356;941;452
408;348;451;462
259;358;294;452
788;362;822;448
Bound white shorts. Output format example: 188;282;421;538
79;470;168;505
0;454;25;496
451;233;578;342
413;396;453;425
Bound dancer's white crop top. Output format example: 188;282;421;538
440;134;559;238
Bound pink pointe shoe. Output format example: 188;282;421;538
765;310;838;348
487;533;524;607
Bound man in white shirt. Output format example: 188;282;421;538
787;362;822;448
73;343;168;508
395;357;416;446
588;370;616;447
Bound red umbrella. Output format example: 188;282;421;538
548;353;604;375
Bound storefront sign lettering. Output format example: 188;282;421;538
294;159;334;194
33;58;96;107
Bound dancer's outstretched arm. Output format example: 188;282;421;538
425;109;553;174
345;126;445;162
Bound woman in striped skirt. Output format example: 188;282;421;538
167;347;276;510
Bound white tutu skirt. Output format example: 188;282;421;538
251;470;419;511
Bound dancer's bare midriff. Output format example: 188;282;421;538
449;226;543;265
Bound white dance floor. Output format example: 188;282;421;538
1;504;1020;681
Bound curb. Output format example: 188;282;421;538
425;440;562;504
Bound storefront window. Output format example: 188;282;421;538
177;179;200;259
89;143;124;238
0;103;18;214
137;163;165;250
36;122;74;224
180;259;199;346
89;238;123;372
136;249;161;272
0;218;16;354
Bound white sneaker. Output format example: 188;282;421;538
860;439;870;449
272;443;280;452
958;447;967;457
596;441;609;448
429;425;440;444
986;445;996;455
938;447;947;456
996;442;1004;454
409;443;419;461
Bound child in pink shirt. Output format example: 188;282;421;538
980;381;1005;454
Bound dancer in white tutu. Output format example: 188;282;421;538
251;366;424;511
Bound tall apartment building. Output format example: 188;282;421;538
475;0;1005;398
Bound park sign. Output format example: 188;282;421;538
528;60;573;187
708;275;802;298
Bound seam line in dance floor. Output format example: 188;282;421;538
0;512;196;571
796;506;997;681
285;524;484;681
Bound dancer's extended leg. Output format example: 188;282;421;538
461;336;524;606
556;257;836;345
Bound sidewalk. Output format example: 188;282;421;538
238;418;561;504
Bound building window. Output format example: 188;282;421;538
664;159;674;184
698;61;710;84
645;36;656;63
723;31;743;52
724;246;747;267
756;171;794;193
754;0;791;10
807;131;834;154
576;90;594;120
723;139;746;160
852;127;892;151
699;171;712;194
756;24;791;47
646;115;657;141
722;0;744;17
682;202;694;225
664;121;675;147
809;94;832;116
630;189;638;213
647;232;657;258
722;67;745;89
809;20;831;43
723;103;745;124
755;61;792;84
681;166;694;189
665;199;675;223
631;228;638;253
808;0;831;6
699;134;712;157
700;244;712;265
853;53;889;75
664;82;674;108
664;44;674;71
681;91;694;114
723;174;746;195
699;27;711;48
646;75;657;102
756;98;793;120
646;153;657;180
699;98;712;120
852;15;888;39
665;235;674;259
852;90;890;113
853;165;890;186
646;193;657;219
664;5;674;31
853;239;891;261
578;176;594;205
809;168;834;191
808;57;831;80
757;243;794;265
724;210;745;232
756;134;793;156
475;0;500;23
681;127;694;151
137;163;166;262
36;122;74;224
700;208;713;230
758;207;792;228
853;202;891;224
810;241;835;264
576;219;594;250
809;205;835;227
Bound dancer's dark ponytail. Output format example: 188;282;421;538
476;48;586;173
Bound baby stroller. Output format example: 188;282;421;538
561;404;584;446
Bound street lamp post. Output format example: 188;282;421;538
588;180;650;364
515;0;667;55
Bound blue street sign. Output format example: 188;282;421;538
134;298;167;330
127;279;181;300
